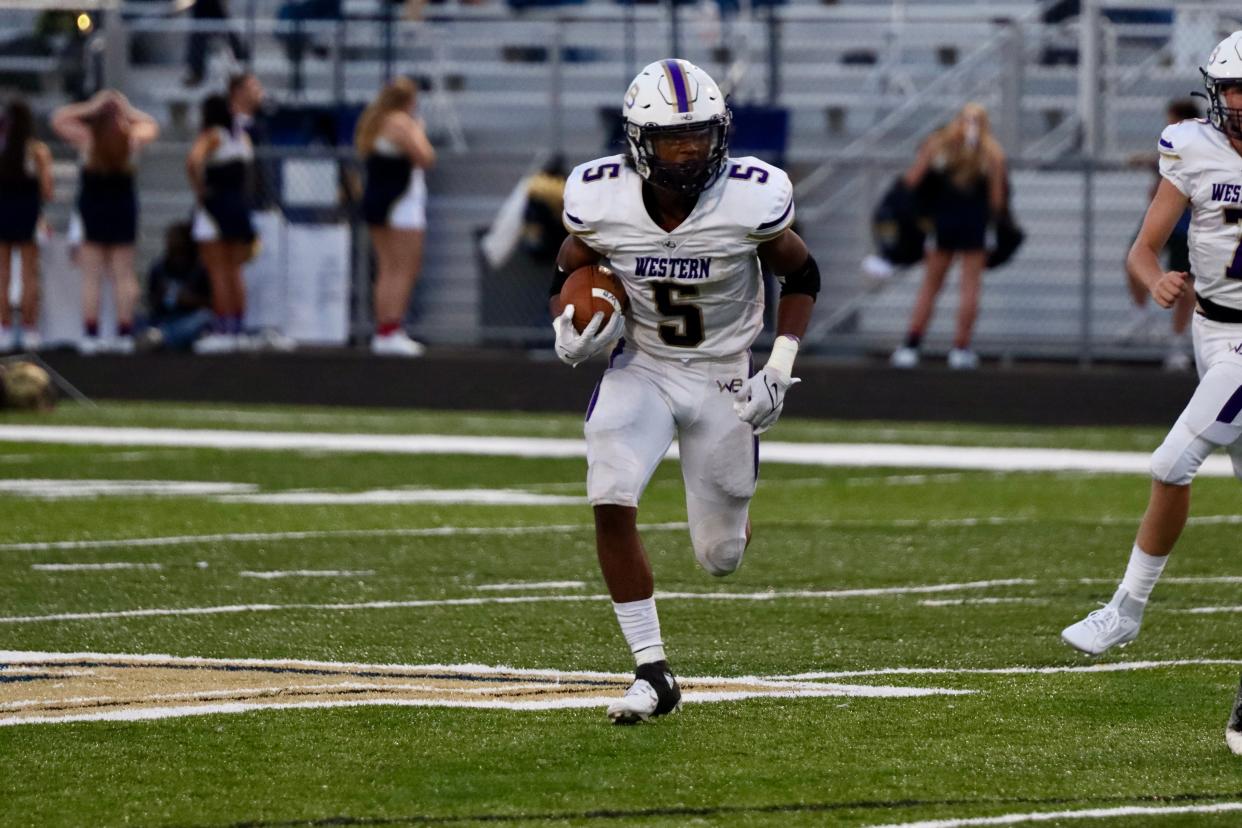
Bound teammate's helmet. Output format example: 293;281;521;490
622;59;730;197
1201;31;1242;139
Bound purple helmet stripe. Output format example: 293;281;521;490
663;59;691;113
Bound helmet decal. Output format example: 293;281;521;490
660;59;693;114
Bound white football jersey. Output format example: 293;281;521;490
562;154;794;360
1158;119;1242;309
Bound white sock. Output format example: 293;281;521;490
1118;544;1168;604
612;597;665;666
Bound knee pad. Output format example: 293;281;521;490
690;512;748;577
1150;423;1216;486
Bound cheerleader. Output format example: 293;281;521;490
51;90;160;354
0;98;53;352
890;103;1007;371
187;94;255;354
356;77;435;357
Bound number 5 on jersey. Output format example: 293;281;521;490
652;283;705;347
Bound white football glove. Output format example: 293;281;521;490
733;335;801;434
552;304;624;367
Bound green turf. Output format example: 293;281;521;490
1;403;1240;827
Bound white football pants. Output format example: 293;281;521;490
1151;312;1242;485
584;344;757;576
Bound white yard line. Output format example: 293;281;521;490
8;513;1240;554
1177;606;1242;614
0;479;257;499
0;579;1031;624
863;802;1242;828
218;489;583;506
238;570;374;580
772;659;1242;681
0;425;1234;476
31;562;163;572
473;581;587;591
918;598;1042;607
0;522;689;553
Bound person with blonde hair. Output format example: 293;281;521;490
52;90;160;355
890;102;1007;370
187;93;255;354
0;97;53;352
356;76;435;357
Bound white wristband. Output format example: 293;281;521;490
767;335;799;379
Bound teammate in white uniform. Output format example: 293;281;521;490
1062;33;1242;750
549;59;820;724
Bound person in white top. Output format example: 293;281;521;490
356;77;436;357
0;97;53;352
51;90;160;355
1062;36;1242;750
549;59;820;724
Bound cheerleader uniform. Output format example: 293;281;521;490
361;136;427;230
0;147;41;244
928;157;991;252
77;157;138;246
192;126;256;243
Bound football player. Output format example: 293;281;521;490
1062;35;1242;692
548;59;819;724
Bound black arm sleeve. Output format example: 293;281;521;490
776;253;820;300
549;265;569;298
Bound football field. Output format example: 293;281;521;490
3;402;1242;827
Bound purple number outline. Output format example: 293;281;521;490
728;164;769;184
583;163;621;183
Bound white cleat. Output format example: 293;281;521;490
607;679;660;724
947;348;980;370
1163;349;1192;373
371;331;426;358
606;660;681;725
193;333;238;354
19;330;41;352
108;335;135;355
1061;589;1144;656
890;346;919;369
77;336;101;356
0;326;14;352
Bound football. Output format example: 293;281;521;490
562;264;627;333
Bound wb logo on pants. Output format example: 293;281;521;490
717;379;744;394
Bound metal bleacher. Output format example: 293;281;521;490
4;0;1234;355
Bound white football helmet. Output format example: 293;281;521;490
1201;31;1242;138
622;58;731;197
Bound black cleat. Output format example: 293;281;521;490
607;660;681;725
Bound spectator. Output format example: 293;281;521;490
184;0;249;88
0;98;53;352
187;93;255;353
356;77;435;357
144;221;215;351
228;72;276;211
890;102;1008;370
521;154;568;265
52;90;160;355
1125;98;1201;371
